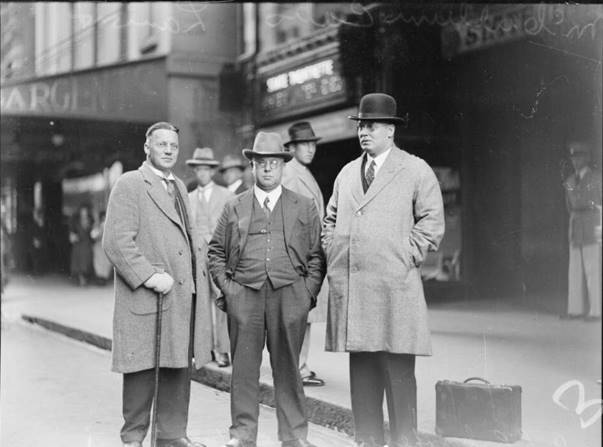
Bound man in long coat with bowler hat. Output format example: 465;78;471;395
103;121;212;447
322;93;445;447
282;121;328;386
186;147;234;366
208;131;326;447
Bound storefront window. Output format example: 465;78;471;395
421;167;462;282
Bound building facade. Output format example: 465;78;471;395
1;2;239;272
227;3;602;303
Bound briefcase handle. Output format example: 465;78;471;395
463;377;491;384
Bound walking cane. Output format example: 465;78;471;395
150;292;164;447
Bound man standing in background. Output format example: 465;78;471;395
282;121;327;387
562;140;602;321
220;154;248;195
186;147;234;366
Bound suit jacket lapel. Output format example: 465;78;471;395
280;188;299;245
140;163;183;230
359;148;407;209
234;190;254;253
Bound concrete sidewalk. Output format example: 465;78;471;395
1;273;601;447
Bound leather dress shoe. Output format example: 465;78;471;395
123;442;142;447
282;440;317;447
157;437;206;447
223;438;256;447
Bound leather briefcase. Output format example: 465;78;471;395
435;377;522;443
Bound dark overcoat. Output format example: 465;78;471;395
103;162;212;373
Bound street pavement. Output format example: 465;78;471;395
1;273;601;447
0;319;355;447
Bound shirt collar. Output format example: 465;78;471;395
197;181;215;192
253;184;282;210
146;161;175;181
227;179;242;192
366;147;392;169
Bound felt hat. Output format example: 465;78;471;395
242;132;293;162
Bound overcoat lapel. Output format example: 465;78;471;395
139;163;186;236
234;190;254;253
359;148;407;209
349;157;365;207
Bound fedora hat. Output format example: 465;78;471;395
284;121;321;147
348;93;406;123
219;154;246;172
186;147;220;166
242;132;293;162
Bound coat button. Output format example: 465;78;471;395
202;271;206;277
178;279;184;285
178;250;183;255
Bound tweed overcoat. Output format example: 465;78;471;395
282;158;328;323
103;162;212;373
322;147;445;355
208;188;326;307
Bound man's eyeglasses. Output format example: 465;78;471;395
255;159;282;169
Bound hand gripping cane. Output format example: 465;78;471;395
150;292;164;447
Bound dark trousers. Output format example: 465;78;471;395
350;352;417;447
121;295;196;443
121;367;191;442
227;278;310;443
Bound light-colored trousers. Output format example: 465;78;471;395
567;243;601;317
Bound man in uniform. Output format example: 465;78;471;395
322;94;445;447
186;147;234;366
282;121;327;387
103;122;212;447
209;132;325;447
562;140;602;321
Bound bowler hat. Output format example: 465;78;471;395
185;147;220;166
219;154;246;172
348;93;406;123
284;121;321;147
568;142;591;157
243;132;293;162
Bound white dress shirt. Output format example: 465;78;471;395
147;162;175;190
365;147;392;178
197;181;215;202
253;184;282;211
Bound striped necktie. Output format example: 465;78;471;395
365;160;376;187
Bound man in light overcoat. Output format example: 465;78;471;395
187;147;234;366
208;131;326;447
282;121;328;386
322;93;445;447
103;121;211;447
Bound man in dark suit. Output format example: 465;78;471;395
208;132;326;447
103;121;211;447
